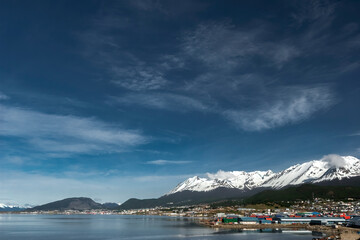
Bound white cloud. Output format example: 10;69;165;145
146;159;192;165
321;154;346;168
112;93;210;112
0;104;147;154
207;170;237;180
224;86;335;131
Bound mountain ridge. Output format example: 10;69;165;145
119;155;360;209
169;155;360;194
0;203;29;212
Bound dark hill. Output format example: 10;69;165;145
119;187;266;210
102;202;119;209
315;176;360;186
30;197;102;211
245;184;360;205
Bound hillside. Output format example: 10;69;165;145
245;184;360;205
119;187;265;210
29;197;102;211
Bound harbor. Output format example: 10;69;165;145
199;215;360;240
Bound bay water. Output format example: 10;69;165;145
0;214;323;239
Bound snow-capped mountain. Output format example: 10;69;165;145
0;203;30;211
168;170;275;194
169;155;360;194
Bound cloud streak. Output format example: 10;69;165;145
112;92;210;112
0;104;148;154
224;86;335;131
182;22;300;70
146;159;192;165
78;2;354;132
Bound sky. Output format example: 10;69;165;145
0;0;360;205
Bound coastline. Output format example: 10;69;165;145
2;212;359;240
198;219;360;240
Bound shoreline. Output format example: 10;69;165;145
198;220;360;240
1;213;359;239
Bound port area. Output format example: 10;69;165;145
199;220;360;240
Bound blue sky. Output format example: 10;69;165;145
0;0;360;205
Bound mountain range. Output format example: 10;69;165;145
0;200;122;212
120;155;360;209
169;155;360;194
0;203;29;212
5;155;360;211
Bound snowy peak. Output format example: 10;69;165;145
168;170;275;194
0;203;30;211
315;156;360;182
262;160;328;188
168;155;360;194
168;176;235;194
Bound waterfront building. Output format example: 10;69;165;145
238;217;260;224
273;217;346;225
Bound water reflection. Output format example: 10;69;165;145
0;214;322;240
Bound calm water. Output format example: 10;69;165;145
0;214;323;240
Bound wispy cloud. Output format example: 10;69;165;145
2;156;27;165
224;86;335;131
0;92;9;100
79;13;169;91
291;0;337;26
0;104;148;154
109;56;168;91
146;159;192;165
133;173;194;182
182;22;300;70
112;92;210;112
78;2;355;132
348;132;360;137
